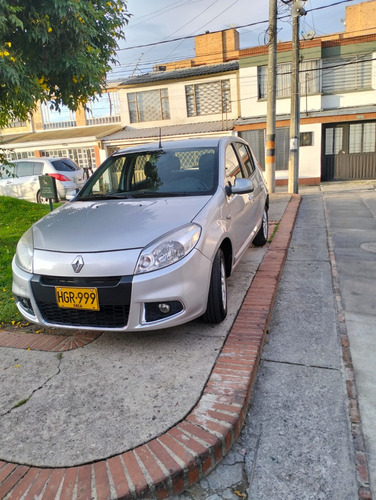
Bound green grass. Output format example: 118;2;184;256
0;196;55;325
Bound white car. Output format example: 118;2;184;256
13;137;269;332
0;157;85;203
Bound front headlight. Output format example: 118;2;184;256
15;228;34;273
135;223;201;274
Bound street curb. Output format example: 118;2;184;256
0;194;301;500
0;330;101;351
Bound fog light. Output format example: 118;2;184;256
144;301;183;322
159;303;170;314
16;296;34;316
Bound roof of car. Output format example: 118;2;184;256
11;157;69;162
113;137;241;156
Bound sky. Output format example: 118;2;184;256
109;0;368;81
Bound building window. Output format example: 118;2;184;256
85;92;121;125
300;132;313;147
41;102;76;130
185;80;231;117
322;55;372;94
127;89;170;123
5;119;27;128
5;151;34;161
258;60;320;99
325;127;343;155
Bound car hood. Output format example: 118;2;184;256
32;197;211;253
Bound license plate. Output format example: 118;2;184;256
55;287;100;311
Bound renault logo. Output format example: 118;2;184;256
72;255;84;273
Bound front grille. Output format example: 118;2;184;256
31;274;132;329
38;302;129;328
41;276;121;287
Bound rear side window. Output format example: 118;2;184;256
16;162;34;177
33;162;44;175
50;159;78;172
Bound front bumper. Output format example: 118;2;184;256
12;248;212;332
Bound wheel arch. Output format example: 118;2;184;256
219;238;232;277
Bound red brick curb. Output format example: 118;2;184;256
0;194;301;500
0;330;101;351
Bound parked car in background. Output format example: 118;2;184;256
13;137;269;332
0;157;85;203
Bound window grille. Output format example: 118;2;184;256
185;80;231;117
40;148;97;170
258;60;320;99
127;89;170;123
5;119;27;128
349;122;376;153
322;55;372;94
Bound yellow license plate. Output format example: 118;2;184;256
55;287;100;311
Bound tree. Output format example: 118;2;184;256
0;0;130;129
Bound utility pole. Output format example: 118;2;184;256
287;0;306;194
265;0;277;193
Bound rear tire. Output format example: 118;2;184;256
202;249;227;324
253;207;268;246
36;190;48;204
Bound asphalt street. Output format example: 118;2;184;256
175;181;376;500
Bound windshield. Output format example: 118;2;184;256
77;147;218;200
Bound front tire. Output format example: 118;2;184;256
202;249;227;324
253;207;268;246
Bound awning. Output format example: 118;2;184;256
0;124;124;148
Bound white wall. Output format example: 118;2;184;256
274;123;322;181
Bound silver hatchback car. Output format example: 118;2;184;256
12;137;269;332
0;157;85;203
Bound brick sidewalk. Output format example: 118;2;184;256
0;195;301;500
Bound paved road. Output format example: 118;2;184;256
176;182;376;500
323;181;376;497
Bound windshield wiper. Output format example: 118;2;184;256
78;193;133;201
130;191;194;198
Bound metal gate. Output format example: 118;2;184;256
322;122;376;181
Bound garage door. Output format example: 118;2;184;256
322;122;376;181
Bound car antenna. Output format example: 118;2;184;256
158;128;162;149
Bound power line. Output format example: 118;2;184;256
117;0;356;52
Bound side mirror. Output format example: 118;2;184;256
227;178;254;196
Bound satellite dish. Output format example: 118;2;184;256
302;30;316;40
